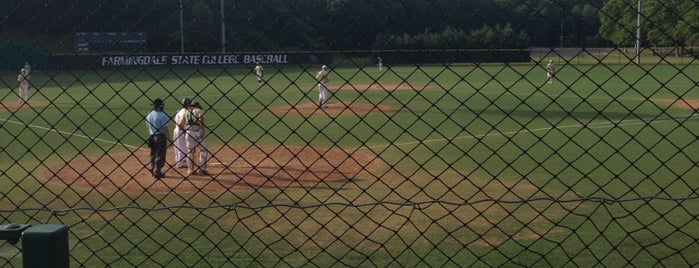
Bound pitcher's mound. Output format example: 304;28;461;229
673;99;699;110
270;101;398;117
330;83;430;91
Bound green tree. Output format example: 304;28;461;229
1;0;619;52
599;0;698;55
599;0;645;46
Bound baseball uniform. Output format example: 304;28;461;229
546;60;555;84
17;69;30;104
178;102;208;175
173;98;192;168
316;65;330;108
254;64;264;86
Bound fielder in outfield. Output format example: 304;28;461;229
316;65;330;108
173;97;192;169
254;62;264;86
546;59;555;84
17;68;30;104
24;62;31;75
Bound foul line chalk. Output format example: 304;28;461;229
0;117;144;150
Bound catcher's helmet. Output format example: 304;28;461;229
182;97;192;107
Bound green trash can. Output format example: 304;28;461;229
21;224;69;268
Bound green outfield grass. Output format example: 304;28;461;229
1;62;699;266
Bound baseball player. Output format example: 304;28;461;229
177;101;209;176
173;97;192;169
377;57;384;72
315;65;330;108
17;68;30;104
254;62;264;86
24;62;31;75
546;60;555;84
145;98;170;179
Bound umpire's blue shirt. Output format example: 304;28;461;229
146;110;169;135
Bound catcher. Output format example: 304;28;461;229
177;101;209;176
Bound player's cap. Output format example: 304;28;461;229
321;65;328;69
153;98;164;107
182;97;192;107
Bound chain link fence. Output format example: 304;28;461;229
1;0;698;267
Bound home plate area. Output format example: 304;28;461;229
45;145;381;194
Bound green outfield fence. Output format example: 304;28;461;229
2;0;699;267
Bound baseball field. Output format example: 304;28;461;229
1;61;699;266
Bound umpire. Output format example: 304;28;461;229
146;98;170;179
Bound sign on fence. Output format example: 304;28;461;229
48;53;333;69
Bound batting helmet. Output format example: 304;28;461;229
182;97;192;107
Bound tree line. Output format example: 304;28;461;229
1;0;696;53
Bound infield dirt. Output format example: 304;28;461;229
44;145;382;194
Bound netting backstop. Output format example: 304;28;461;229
1;0;698;267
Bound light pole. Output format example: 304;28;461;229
560;19;564;48
636;0;642;64
221;0;226;52
179;0;185;53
